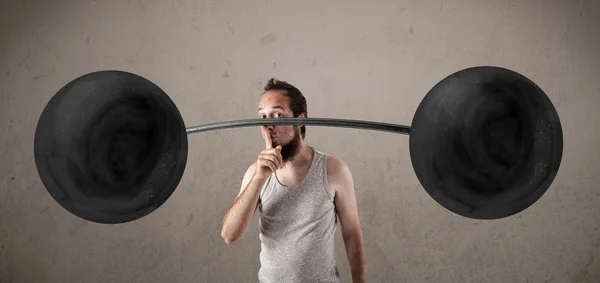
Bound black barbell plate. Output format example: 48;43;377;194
409;66;563;219
34;70;188;224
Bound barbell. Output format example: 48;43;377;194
33;66;563;224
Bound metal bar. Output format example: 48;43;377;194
185;118;411;135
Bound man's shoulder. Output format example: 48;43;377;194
325;154;346;169
324;154;352;178
310;146;352;177
323;153;353;198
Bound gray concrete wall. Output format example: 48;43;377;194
1;0;599;282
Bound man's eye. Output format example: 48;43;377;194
259;114;281;118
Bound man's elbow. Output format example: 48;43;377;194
221;228;244;245
221;229;234;245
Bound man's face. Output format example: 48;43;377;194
258;90;303;162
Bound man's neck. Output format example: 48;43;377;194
282;143;313;170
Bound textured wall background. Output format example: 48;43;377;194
1;0;599;282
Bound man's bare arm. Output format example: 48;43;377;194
221;162;266;245
329;156;366;283
222;126;282;245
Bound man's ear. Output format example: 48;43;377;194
297;112;306;128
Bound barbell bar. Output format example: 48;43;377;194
186;118;410;135
33;66;564;224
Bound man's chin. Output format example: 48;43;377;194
273;141;287;148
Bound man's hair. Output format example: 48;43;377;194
263;78;307;139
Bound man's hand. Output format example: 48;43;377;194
255;126;283;179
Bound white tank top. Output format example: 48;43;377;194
257;146;340;283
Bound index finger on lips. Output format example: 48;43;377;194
261;126;272;149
